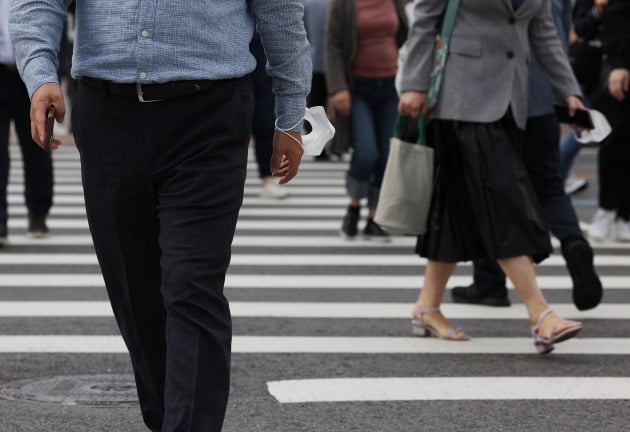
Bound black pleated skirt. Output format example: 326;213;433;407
416;113;552;263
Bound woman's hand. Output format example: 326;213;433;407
565;95;587;131
608;68;629;101
398;91;428;118
331;90;351;116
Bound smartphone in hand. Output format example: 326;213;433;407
554;103;594;129
45;105;56;151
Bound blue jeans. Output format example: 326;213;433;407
346;76;398;209
559;84;605;180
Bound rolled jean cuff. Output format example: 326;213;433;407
367;185;380;209
346;172;369;201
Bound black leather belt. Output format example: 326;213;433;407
0;63;17;72
80;76;219;103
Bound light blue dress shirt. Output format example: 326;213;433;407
9;0;312;130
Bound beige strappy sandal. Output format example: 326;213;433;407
411;306;469;341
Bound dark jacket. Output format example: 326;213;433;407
601;0;630;70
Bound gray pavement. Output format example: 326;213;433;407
1;142;629;432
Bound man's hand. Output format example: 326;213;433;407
331;90;351;116
271;130;304;184
608;68;629;101
30;83;66;151
398;91;428;118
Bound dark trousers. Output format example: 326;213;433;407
73;76;253;432
598;95;630;220
308;73;328;108
473;114;585;290
0;65;53;224
250;34;275;179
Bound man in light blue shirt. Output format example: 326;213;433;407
10;1;312;431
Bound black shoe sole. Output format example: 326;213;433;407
565;242;603;311
451;292;511;307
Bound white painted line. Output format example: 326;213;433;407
9;207;87;216
267;377;630;403
9;207;352;218
4;219;352;230
0;336;127;353
2;253;630;267
8;195;85;205
230;302;630;319
8;185;345;195
0;335;628;355
4;234;630;251
2;235;94;246
1;234;413;247
0;301;626;319
234;336;630;354
1;274;629;290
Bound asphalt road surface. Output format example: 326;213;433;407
0;143;628;432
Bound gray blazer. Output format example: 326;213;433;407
399;0;581;129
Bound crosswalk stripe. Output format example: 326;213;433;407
2;253;630;266
3;234;630;250
0;274;628;289
0;335;627;355
8;185;347;195
7;178;346;190
0;301;626;319
267;377;630;403
6;207;368;218
7;196;353;206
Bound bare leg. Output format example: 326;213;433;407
498;256;581;337
413;260;467;339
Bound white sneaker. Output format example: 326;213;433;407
588;208;615;241
260;182;289;199
614;219;630;242
564;176;588;195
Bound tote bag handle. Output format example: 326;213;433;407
394;115;426;147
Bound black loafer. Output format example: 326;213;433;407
563;239;603;311
451;283;511;307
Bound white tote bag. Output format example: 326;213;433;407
374;116;433;235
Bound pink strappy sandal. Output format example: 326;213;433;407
531;308;583;354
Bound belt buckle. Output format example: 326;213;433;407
136;83;164;103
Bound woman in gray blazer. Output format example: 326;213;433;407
399;0;585;353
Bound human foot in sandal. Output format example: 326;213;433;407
531;308;583;354
411;306;469;340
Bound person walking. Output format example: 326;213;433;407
326;0;408;241
560;0;607;195
590;0;630;241
10;1;311;430
399;0;584;353
0;0;53;246
451;0;603;312
250;33;290;200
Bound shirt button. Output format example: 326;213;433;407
141;30;149;37
507;51;514;59
509;17;516;24
139;72;147;79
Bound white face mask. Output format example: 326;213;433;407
575;109;612;144
301;106;335;156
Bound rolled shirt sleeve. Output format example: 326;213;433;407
9;0;71;97
251;0;312;131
